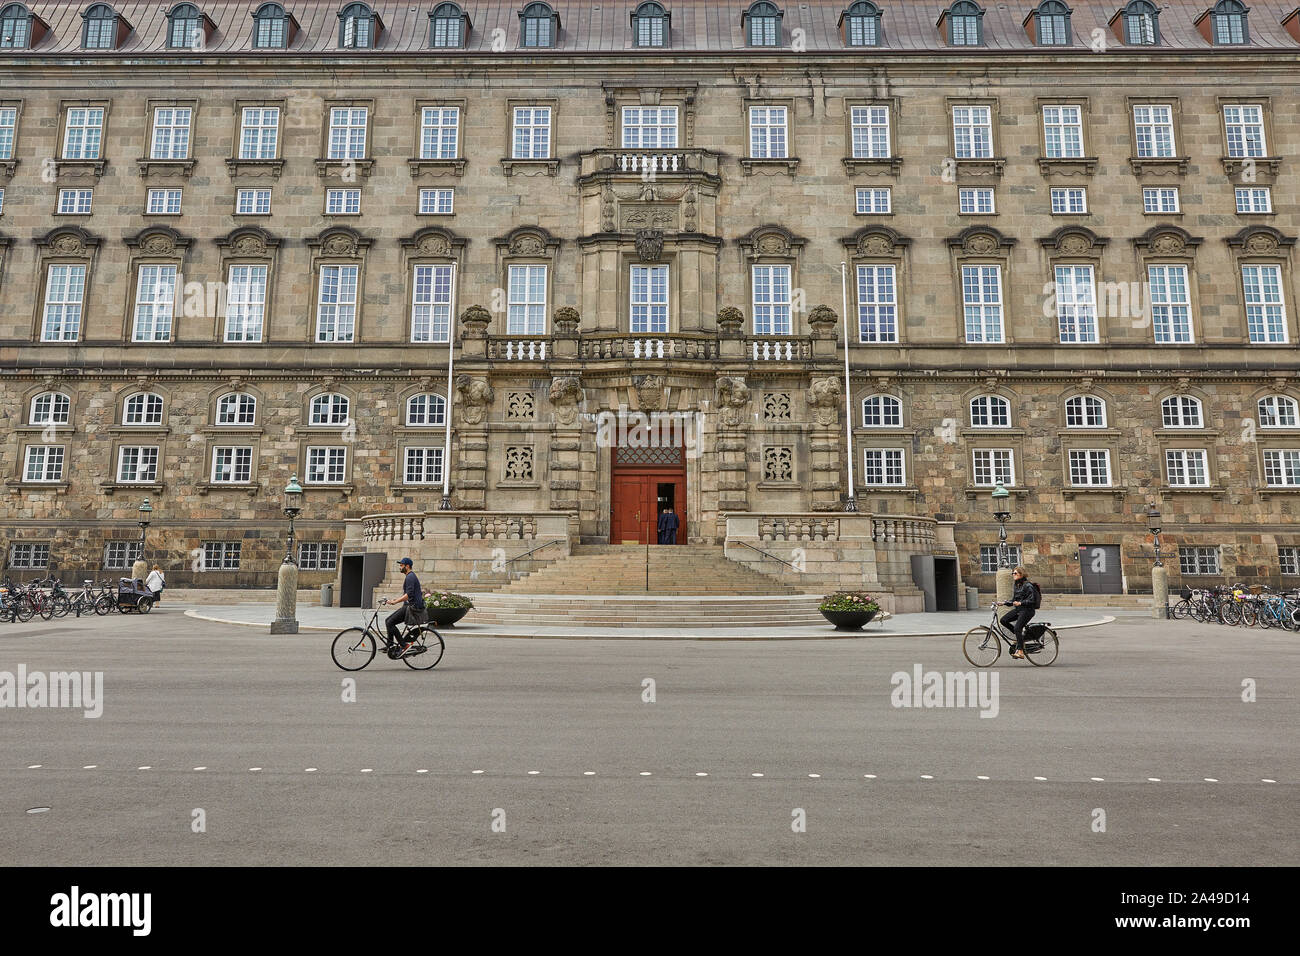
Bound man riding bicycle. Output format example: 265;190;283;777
1000;565;1041;660
383;557;426;658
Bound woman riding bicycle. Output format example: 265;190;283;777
1001;566;1041;660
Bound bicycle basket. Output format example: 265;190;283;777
1179;587;1193;600
1248;585;1264;596
1023;623;1048;641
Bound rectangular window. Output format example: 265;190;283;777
855;187;891;214
1235;187;1272;214
132;264;178;342
57;189;93;215
23;445;65;482
325;188;361;215
979;544;1022;573
104;541;141;569
1223;105;1265;158
150;107;192;160
146;188;182;215
749;107;788;159
239;107;280;160
1050;187;1087;214
1263;449;1300;487
856;265;898;343
1280;546;1300;577
9;543;51;570
748;14;778;46
1165;449;1209;487
327;107;368;160
1068;448;1111;486
1242;265;1287;343
952;106;993;159
972;449;1015;486
235;188;272;215
0;106;16;159
752;264;792;335
847;13;878;45
522;13;553;46
411;264;455;343
1148;264;1192;343
116;446;160;484
1142;187;1180;214
630;265;669;334
1054;265;1098;344
202;541;241;571
306;446;347;484
507;264;547;335
420;107;460;159
62;107;105;160
41;264;87;342
850;105;890;159
1042;105;1083;158
298;542;339;571
512;107;551;160
950;14;980;45
224;265;267;343
961;265;1004;343
1179;546;1220;576
315;264;359;343
418;188;454;215
635;12;666;46
862;449;906;486
404;447;445;485
1133;105;1175;158
211;446;253;483
958;187;994;215
622;107;678;149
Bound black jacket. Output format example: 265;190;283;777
1012;578;1040;609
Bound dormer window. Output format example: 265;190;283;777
631;1;668;47
519;2;557;48
252;2;290;49
0;3;34;48
339;2;378;48
841;1;881;46
1033;0;1071;45
744;1;782;46
1121;0;1159;44
1210;0;1248;44
167;3;203;48
429;1;468;47
943;1;984;46
82;3;119;49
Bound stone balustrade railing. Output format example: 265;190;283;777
871;515;938;545
579;147;721;178
757;516;841;542
487;338;549;361
359;511;573;543
748;337;814;361
579;333;719;361
362;513;426;542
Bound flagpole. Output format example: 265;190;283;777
439;286;457;511
841;261;857;513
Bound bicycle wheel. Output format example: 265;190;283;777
962;626;1001;668
1219;601;1240;626
1236;602;1255;627
94;594;112;615
332;627;377;671
1025;627;1059;666
1171;599;1191;620
402;627;445;670
137;597;154;614
15;595;35;623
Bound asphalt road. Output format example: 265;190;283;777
1;608;1295;866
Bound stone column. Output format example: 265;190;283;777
808;378;845;512
453;375;493;510
1151;564;1169;619
995;567;1013;604
270;561;299;634
548;376;584;513
715;375;751;513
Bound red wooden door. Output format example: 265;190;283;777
611;474;653;544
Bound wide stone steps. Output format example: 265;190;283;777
461;594;827;627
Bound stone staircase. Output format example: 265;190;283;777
464;593;828;628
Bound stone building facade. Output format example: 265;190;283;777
2;0;1299;594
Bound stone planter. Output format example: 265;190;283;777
426;606;470;628
820;608;878;631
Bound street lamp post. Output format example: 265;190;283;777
1147;503;1169;620
271;475;304;635
131;497;152;582
992;481;1013;604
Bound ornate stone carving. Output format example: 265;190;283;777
1078;377;1094;393
755;232;791;256
504;445;534;482
635;229;664;263
141;233;175;255
763;392;792;421
808;378;843;427
807;305;838;340
717;377;750;428
683;185;698;232
963;233;998;255
52;235;85;256
858;234;893;257
635;374;666;411
1150;232;1185;256
1245;232;1279;254
321;233;358;257
506;391;536;421
454;374;494;425
1174;377;1192;393
621;205;677;231
549;377;584;426
763;447;794;482
417;234;451;257
717;306;744;339
232;234;267;256
552;306;581;336
601;184;616;232
509;234;545;256
459;305;491;339
1058;233;1091;256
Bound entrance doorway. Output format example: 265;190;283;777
610;444;686;545
1078;544;1123;593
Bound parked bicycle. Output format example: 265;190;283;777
962;603;1059;667
330;601;445;671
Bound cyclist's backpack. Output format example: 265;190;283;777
1031;582;1043;608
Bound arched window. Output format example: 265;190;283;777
1;2;33;48
945;1;983;46
252;2;289;48
339;2;374;48
1210;0;1247;44
1258;395;1299;429
862;394;902;428
744;1;782;46
30;391;71;425
520;2;556;48
310;393;350;426
82;3;117;49
215;392;257;425
631;1;668;47
1065;394;1106;428
167;3;202;48
970;395;1010;428
406;393;447;427
1122;0;1158;44
842;1;881;46
1034;0;1070;45
429;1;466;47
123;392;164;426
1161;395;1203;428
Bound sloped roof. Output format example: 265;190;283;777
3;0;1299;56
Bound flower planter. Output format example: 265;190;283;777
820;608;878;631
426;606;469;628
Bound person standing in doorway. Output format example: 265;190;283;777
657;506;680;545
